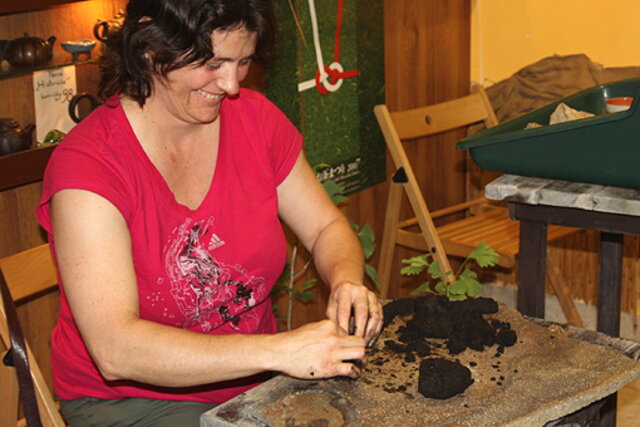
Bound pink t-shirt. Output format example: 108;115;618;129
36;89;302;403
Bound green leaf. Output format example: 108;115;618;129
434;281;448;294
401;265;419;275
301;278;317;291
357;224;376;259
312;163;331;172
458;275;483;297
448;279;467;295
295;290;315;302
364;264;380;290
322;180;348;205
428;260;442;279
272;306;285;324
409;282;432;296
400;255;430;275
467;241;500;267
332;194;349;205
459;268;478;280
270;285;287;296
448;293;467;301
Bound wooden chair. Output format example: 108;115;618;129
374;84;583;327
0;243;66;427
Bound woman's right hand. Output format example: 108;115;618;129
270;319;366;380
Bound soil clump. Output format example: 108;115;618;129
380;295;518;399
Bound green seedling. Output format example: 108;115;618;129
401;241;499;301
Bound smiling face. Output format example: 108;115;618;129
148;27;257;126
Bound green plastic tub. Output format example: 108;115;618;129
457;78;640;189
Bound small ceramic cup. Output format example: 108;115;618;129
605;97;633;113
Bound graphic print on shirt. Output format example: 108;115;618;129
163;217;266;332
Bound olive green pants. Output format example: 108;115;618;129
59;397;217;427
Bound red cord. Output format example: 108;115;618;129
314;0;359;94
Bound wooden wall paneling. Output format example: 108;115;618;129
619;237;639;315
0;183;45;258
376;0;472;299
0;181;57;391
0;76;34;132
0;0;89;16
624;238;639;320
17;291;60;390
546;231;640;318
0;181;58;389
0;0;127;396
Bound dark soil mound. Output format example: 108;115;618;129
381;296;517;399
418;358;473;399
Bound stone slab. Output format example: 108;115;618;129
486;174;640;216
201;304;640;427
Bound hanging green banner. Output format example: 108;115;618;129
266;0;385;195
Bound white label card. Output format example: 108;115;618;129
32;65;78;142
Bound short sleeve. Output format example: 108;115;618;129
234;90;303;186
265;102;303;185
36;123;131;235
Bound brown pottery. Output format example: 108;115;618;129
0;118;34;155
4;33;56;67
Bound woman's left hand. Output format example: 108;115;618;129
326;282;383;347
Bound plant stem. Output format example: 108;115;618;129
454;257;470;279
293;258;312;281
287;243;299;331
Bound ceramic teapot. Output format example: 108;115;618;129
4;33;56;67
94;11;125;42
68;93;100;123
0;118;34;156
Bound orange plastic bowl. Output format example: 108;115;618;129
605;97;634;113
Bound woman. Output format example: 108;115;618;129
36;0;382;425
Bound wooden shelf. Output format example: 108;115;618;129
0;57;98;80
0;144;56;191
0;0;85;16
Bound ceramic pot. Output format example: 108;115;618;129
5;33;56;67
68;93;100;123
0;118;34;155
94;11;125;42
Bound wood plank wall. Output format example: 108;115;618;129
0;0;128;391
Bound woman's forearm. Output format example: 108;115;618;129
92;316;364;386
308;215;365;291
93;317;277;385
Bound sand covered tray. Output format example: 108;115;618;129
201;297;640;427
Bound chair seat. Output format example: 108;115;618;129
396;209;577;269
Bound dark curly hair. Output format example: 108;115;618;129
99;0;274;106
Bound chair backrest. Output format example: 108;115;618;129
374;84;498;296
376;83;497;163
0;243;65;427
389;88;497;139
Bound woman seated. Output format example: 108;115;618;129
36;0;382;425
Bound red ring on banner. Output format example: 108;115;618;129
315;67;331;95
314;65;359;95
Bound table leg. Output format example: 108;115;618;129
517;220;547;319
597;232;623;427
597;232;623;337
598;393;617;427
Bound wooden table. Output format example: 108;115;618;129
200;310;640;427
486;174;640;427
